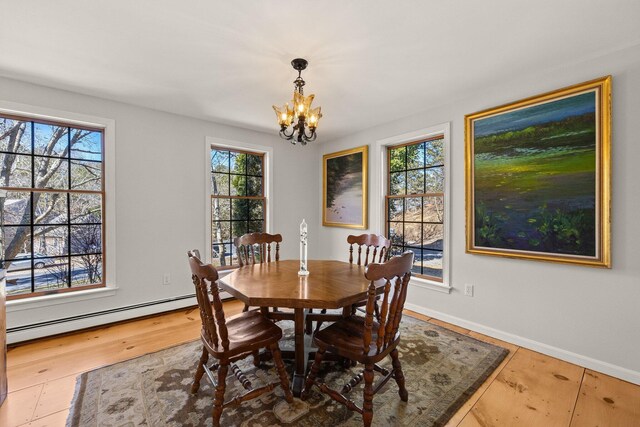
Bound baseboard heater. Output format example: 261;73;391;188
8;293;198;333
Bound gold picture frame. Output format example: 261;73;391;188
323;145;368;229
465;76;611;267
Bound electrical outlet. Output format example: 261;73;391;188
163;273;171;285
464;284;474;297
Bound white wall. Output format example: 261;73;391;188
317;44;640;383
1;76;320;338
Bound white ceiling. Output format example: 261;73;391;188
1;1;639;141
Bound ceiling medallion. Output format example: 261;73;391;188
272;58;322;145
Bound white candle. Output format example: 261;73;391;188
298;219;309;276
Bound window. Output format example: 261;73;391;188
0;114;104;299
210;146;265;268
387;136;445;281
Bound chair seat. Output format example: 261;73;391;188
203;310;282;357
314;315;399;361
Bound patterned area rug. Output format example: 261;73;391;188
67;316;508;426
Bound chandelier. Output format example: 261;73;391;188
272;58;322;145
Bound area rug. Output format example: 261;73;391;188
67;316;508;426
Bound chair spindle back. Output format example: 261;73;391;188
187;250;229;350
362;251;414;355
347;234;392;266
235;232;282;267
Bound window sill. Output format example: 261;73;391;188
409;276;452;294
7;286;119;313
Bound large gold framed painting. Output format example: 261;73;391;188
465;76;611;267
323;145;368;228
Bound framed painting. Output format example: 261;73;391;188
465;76;611;267
323;145;368;229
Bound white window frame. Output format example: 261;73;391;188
1;100;118;311
374;122;452;293
204;137;273;269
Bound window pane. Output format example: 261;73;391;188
246;176;262;197
70;160;101;191
5;268;32;297
248;199;264;221
3;226;31;260
248;221;264;233
388;198;403;222
0;153;32;187
406;143;425;169
247;154;262;176
0;119;31;154
407;247;422;275
35;192;68;224
35;257;70;292
407;169;424;194
423;224;444;250
425;139;444;166
211;221;231;243
422;250;443;279
211;173;229;195
389;171;406;195
34;225;68;257
390;245;403;257
389;146;405;172
70;225;102;255
424;197;444;223
232;221;248;238
404;222;421;247
211;242;233;267
70;129;102;161
71;254;102;286
231;199;249;220
2;191;30;225
388;222;403;246
211;198;230;221
35;157;69;189
211;149;230;172
405;197;422;222
230;152;245;174
34;123;67;157
425;167;444;192
70;193;102;223
230;175;246;196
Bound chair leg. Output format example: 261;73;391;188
390;349;408;402
301;347;326;401
242;304;249;312
191;346;208;394
270;343;293;403
362;363;374;427
212;363;228;427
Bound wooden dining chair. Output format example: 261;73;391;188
187;251;293;427
348;234;392;321
301;251;413;427
234;232;282;313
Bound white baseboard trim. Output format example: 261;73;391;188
8;295;199;344
404;302;640;386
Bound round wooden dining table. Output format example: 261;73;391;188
219;259;383;396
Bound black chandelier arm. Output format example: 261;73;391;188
279;126;295;140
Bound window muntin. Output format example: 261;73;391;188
387;136;444;281
0;115;105;299
210;146;265;268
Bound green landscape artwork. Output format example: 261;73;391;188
472;90;598;257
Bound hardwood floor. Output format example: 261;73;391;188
2;301;639;426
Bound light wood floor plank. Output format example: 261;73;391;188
31;374;77;421
570;369;640;427
20;409;69;427
0;385;43;427
459;348;584;427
